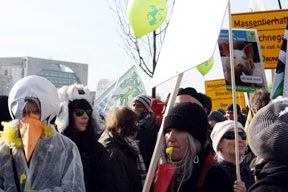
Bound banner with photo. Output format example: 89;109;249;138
218;28;267;92
94;65;146;117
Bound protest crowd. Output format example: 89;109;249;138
1;74;288;192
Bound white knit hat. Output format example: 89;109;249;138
55;84;104;133
210;120;244;153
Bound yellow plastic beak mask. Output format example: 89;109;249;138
20;114;44;162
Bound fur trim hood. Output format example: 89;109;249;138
55;84;104;133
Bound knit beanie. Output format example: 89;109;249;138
208;110;226;122
249;97;288;161
163;102;208;147
216;108;226;116
133;95;151;113
210;120;244;152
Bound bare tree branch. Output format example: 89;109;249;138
106;0;174;78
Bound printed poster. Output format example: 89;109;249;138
218;29;267;92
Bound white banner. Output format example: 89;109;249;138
151;0;228;87
94;65;146;117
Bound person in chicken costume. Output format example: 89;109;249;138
0;75;85;192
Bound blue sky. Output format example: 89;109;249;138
0;0;287;97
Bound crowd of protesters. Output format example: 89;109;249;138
0;75;287;192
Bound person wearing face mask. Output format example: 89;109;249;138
156;102;231;192
55;84;113;192
0;75;85;192
211;120;254;192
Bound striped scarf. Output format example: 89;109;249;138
125;137;147;186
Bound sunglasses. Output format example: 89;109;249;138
73;109;92;117
222;131;246;140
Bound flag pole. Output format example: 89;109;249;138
227;0;241;181
143;73;183;192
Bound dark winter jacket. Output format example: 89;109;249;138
167;145;232;192
73;132;114;192
248;160;288;192
98;130;142;192
137;111;159;169
217;158;254;190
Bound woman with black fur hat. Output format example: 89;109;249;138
55;84;113;192
158;102;232;192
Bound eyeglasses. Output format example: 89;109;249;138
73;109;92;117
222;131;246;140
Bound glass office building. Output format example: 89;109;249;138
0;57;88;95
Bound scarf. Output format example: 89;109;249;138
125;137;147;186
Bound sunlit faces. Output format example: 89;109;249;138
164;128;189;161
132;103;146;119
22;100;40;119
218;128;246;158
73;109;90;132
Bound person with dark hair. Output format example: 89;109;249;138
156;102;231;192
0;95;12;131
55;84;113;192
226;103;247;127
198;93;212;115
217;108;226;116
211;120;254;192
132;94;159;169
248;97;288;191
0;75;85;191
99;107;144;192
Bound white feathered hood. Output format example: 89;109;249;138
8;75;60;125
55;84;104;133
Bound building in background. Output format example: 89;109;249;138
96;78;114;98
0;57;88;95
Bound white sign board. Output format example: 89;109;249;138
151;0;228;87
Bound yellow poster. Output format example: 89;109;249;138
232;9;288;69
205;79;246;111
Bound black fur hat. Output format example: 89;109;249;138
164;102;208;147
